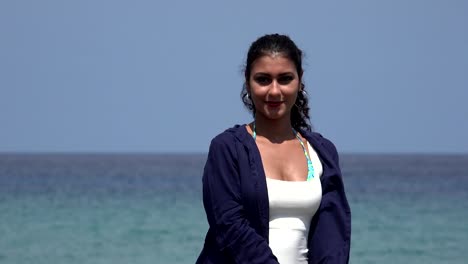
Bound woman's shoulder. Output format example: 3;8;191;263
302;130;337;149
209;124;249;147
205;125;251;163
301;130;340;162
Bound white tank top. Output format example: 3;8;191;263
267;141;323;264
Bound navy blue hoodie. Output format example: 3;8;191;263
196;125;351;264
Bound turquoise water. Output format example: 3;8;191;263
1;154;467;263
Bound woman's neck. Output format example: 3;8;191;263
253;115;295;143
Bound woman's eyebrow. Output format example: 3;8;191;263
252;72;271;76
253;72;295;76
278;72;295;76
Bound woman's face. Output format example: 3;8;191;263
248;54;300;122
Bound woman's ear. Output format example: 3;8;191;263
245;83;251;94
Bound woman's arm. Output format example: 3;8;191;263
202;134;279;264
308;136;351;264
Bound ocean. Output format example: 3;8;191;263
0;153;467;264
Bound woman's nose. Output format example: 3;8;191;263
268;80;281;96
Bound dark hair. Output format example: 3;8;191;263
241;34;312;131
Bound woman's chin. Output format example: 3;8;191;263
262;110;288;120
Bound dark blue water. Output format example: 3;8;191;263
1;154;467;264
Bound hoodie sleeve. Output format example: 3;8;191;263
308;136;351;264
202;134;279;264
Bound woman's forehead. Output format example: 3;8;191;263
251;55;297;73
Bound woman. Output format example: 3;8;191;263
196;34;351;264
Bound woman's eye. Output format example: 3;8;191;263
278;76;294;84
254;76;271;85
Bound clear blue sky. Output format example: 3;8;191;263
1;0;467;153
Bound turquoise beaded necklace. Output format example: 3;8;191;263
252;122;315;180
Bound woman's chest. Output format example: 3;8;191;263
256;141;310;181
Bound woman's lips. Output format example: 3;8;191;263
266;101;283;107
